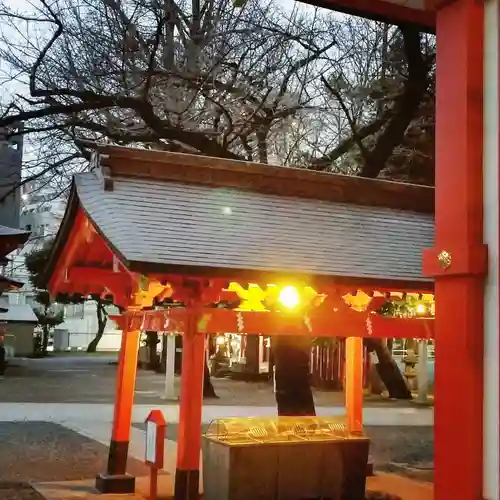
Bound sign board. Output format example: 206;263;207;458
145;421;158;464
144;409;166;469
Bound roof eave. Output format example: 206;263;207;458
42;181;80;289
127;259;434;293
297;0;435;33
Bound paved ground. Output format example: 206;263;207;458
1;355;426;408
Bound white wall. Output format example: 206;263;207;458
60;301;122;351
483;1;500;497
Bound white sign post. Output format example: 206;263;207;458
163;334;177;400
145;420;158;464
416;340;429;404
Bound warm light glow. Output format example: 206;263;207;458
224;282;324;311
216;335;226;345
278;286;300;309
343;290;372;311
416;303;426;315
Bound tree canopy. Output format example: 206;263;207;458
0;0;435;192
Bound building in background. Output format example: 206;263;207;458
0;126;34;356
0;125;22;230
6;167;121;352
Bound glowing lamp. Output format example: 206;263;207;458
416;303;426;315
278;286;300;309
216;335;226;345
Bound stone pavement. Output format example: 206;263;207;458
33;475;433;500
0;355;432;408
0;401;434;425
367;475;432;500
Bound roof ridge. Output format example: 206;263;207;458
84;143;434;214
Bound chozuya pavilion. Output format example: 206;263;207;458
43;143;435;500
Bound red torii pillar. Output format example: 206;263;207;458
174;305;205;500
424;1;494;499
96;314;141;493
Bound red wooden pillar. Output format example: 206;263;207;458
96;323;140;493
423;1;487;498
174;306;205;500
345;336;363;434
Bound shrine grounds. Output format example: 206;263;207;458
0;355;434;500
0;354;433;406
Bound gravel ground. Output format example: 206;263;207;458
0;483;44;500
365;426;433;482
0;421;151;483
0;422;156;499
133;423;434;483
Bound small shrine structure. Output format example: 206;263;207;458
43;144;435;500
0;225;29;291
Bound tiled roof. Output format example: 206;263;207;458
0;225;30;259
0;304;37;323
73;168;434;282
0;225;29;237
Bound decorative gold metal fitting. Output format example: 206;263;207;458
437;250;452;270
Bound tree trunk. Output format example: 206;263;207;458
364;338;411;399
203;350;218;399
41;325;50;355
274;336;315;416
267;337;275;383
175;335;218;398
146;331;160;371
87;300;108;353
244;335;260;375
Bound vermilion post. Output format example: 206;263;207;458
96;323;140;493
145;410;166;500
345;336;363;434
174;306;205;500
423;1;486;498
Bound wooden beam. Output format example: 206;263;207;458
68;266;131;285
114;308;434;339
